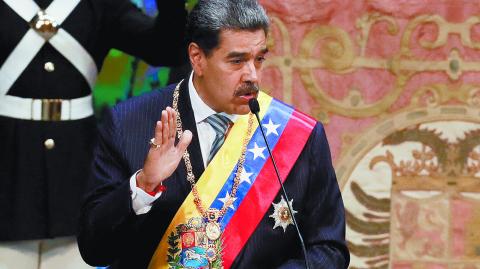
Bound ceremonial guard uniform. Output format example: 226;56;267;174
0;0;186;244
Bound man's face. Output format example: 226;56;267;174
190;29;268;115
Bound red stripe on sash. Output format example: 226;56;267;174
222;110;316;268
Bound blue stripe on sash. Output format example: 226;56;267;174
207;99;295;230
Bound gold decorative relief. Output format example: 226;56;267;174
371;126;480;192
265;14;480;121
356;13;399;57
335;82;480;187
343;121;480;268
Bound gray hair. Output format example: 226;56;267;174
186;0;270;56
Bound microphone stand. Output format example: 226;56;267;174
248;98;311;269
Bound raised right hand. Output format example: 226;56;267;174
137;107;192;192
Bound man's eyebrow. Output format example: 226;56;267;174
226;48;269;59
226;51;248;59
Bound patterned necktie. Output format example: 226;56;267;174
205;113;231;163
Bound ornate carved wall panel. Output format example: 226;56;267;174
260;0;480;268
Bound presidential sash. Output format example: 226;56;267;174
148;91;316;269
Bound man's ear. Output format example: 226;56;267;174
188;42;205;76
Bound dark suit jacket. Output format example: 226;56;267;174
77;80;350;268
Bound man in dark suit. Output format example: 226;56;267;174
78;0;350;268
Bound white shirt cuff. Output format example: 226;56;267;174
130;170;162;215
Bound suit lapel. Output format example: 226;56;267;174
177;79;205;182
151;79;205;218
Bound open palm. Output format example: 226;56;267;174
138;107;192;192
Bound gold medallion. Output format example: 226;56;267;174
205;245;218;262
205;222;221;241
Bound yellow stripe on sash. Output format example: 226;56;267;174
148;92;272;269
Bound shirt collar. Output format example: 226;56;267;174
188;71;238;124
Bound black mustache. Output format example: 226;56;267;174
235;83;259;96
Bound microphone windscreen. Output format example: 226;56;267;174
248;98;260;114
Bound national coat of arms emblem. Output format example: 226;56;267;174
167;217;223;269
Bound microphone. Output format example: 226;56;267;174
248;98;311;269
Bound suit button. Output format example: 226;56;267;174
44;62;55;72
44;139;55;150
